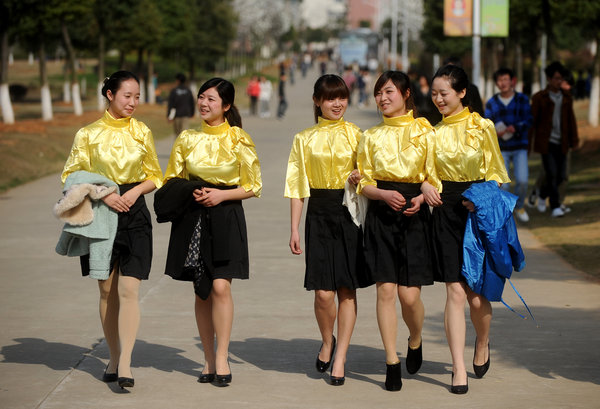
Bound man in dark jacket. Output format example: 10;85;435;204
167;73;195;137
530;62;579;218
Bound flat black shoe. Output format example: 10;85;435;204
450;372;468;394
406;337;423;375
316;335;336;373
385;361;402;391
330;375;345;386
118;376;134;389
473;338;490;378
102;365;118;383
198;373;215;383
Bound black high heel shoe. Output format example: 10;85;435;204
405;337;423;375
329;364;345;386
216;362;232;385
198;372;216;383
384;361;402;391
450;372;468;394
102;365;118;383
118;375;135;389
316;335;336;373
473;338;490;378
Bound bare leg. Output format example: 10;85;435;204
98;267;120;373
445;282;467;386
398;285;424;349
116;274;141;378
467;288;492;366
331;287;357;378
211;278;233;375
376;282;399;364
314;290;336;363
195;293;215;374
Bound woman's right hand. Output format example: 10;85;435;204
382;190;406;211
102;192;130;212
421;181;442;207
289;231;302;255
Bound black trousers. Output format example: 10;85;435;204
540;143;567;210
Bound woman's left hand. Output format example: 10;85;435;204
196;187;226;207
403;194;424;216
348;169;361;185
121;188;142;208
462;199;475;212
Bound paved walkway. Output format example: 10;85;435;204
1;67;599;409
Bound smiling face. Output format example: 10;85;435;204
495;74;514;96
315;96;348;121
106;79;140;119
375;79;409;118
198;86;230;126
431;76;466;117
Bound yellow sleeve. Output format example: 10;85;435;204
61;128;91;184
163;133;188;182
140;127;164;188
284;134;310;198
424;127;442;191
356;132;377;194
236;130;263;197
482;120;510;184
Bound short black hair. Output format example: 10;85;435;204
176;73;186;83
544;61;566;79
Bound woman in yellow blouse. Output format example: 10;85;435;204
357;71;437;391
161;78;261;385
421;65;509;394
285;74;369;386
61;71;163;388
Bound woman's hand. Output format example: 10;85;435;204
462;199;475;212
102;192;130;212
289;230;302;255
403;194;424;216
195;187;227;207
382;190;406;211
348;169;361;185
421;181;442;207
121;187;141;208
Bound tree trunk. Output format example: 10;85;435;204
147;50;155;104
516;43;524;93
39;42;53;121
97;32;105;111
118;49;125;70
589;38;599;127
0;30;15;124
61;20;82;115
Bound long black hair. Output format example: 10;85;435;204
198;77;242;128
101;71;139;100
373;70;416;115
432;64;470;110
312;74;349;123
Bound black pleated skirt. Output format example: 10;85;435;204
431;180;482;283
80;182;153;280
304;189;370;291
363;181;433;286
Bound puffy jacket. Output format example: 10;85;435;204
461;181;526;301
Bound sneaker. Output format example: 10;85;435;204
515;208;529;222
537;200;547;213
526;191;538;208
551;207;565;217
560;204;572;213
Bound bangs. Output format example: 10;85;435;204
314;75;349;101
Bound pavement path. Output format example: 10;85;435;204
1;66;599;409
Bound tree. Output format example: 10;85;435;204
0;0;22;124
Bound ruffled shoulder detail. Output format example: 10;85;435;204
231;126;256;148
465;111;492;150
407;116;434;148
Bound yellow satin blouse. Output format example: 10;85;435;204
357;110;439;193
284;117;362;199
428;108;509;190
61;110;163;188
163;120;262;197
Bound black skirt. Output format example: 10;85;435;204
80;182;153;280
431;180;482;283
304;189;370;291
363;181;433;286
